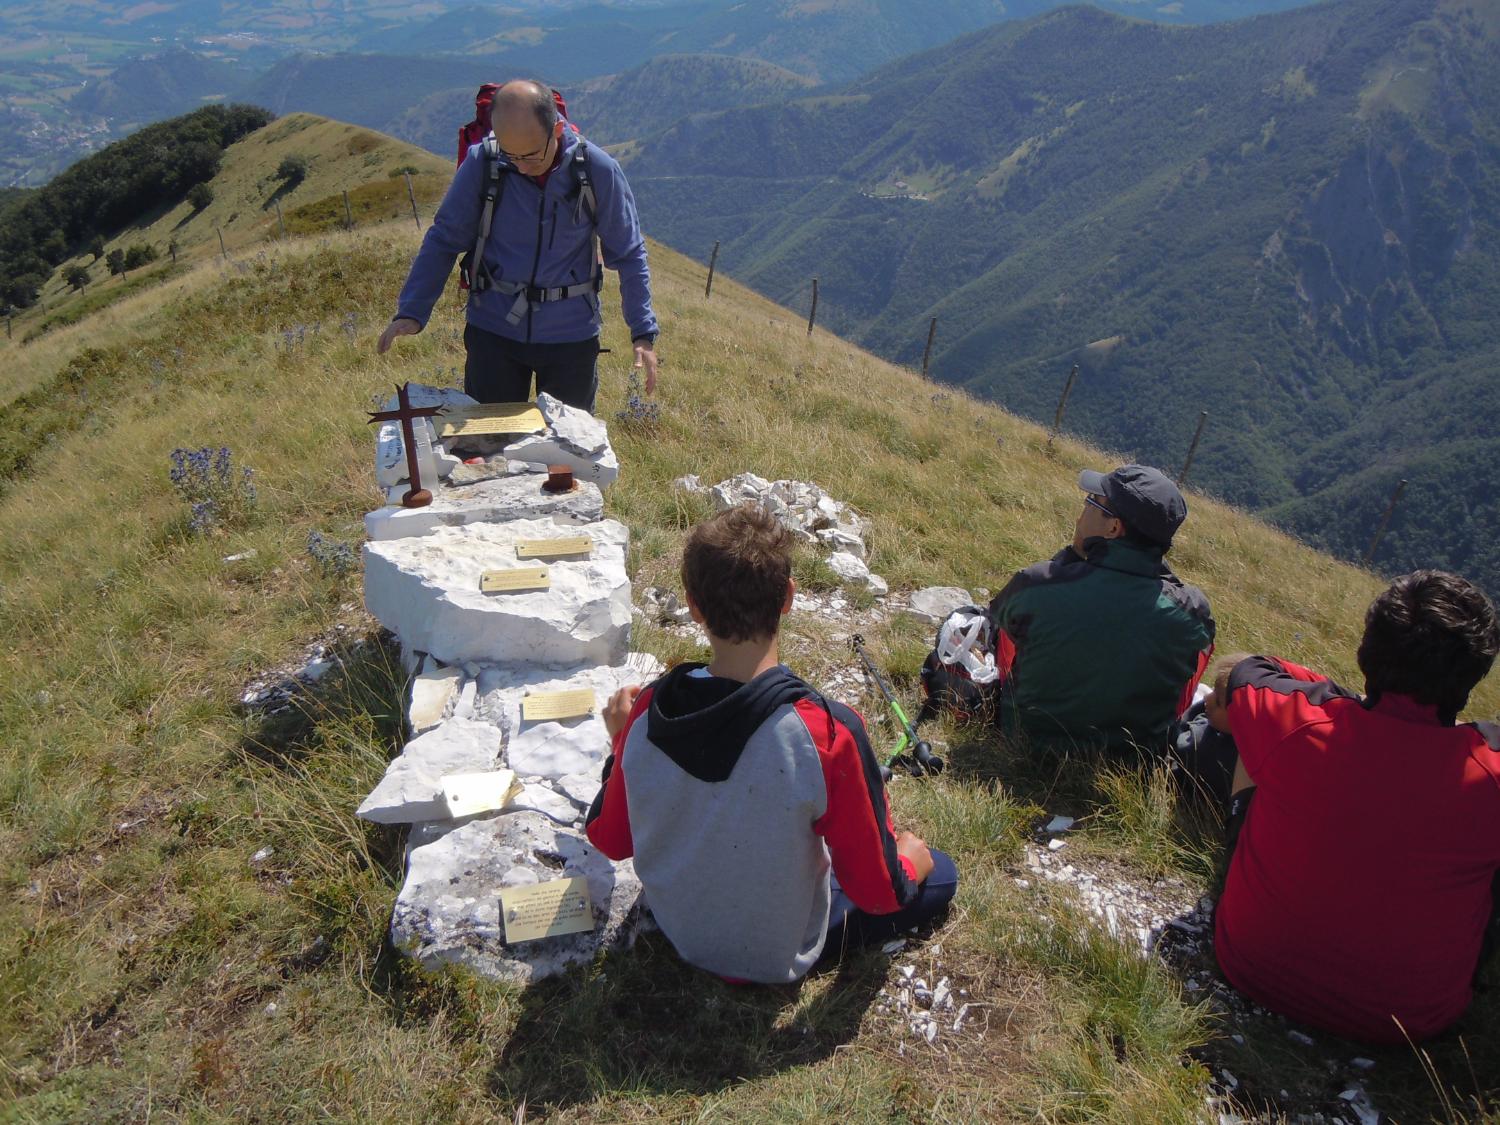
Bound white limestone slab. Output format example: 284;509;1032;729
365;475;604;541
356;718;504;825
501;392;619;487
391;811;649;984
363;519;632;667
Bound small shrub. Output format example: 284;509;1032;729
64;265;91;291
305;531;357;577
186;182;213;211
168;446;258;534
614;371;660;430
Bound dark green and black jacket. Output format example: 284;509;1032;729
987;538;1215;752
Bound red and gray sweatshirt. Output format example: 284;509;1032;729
586;663;919;983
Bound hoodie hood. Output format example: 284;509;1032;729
647;663;818;782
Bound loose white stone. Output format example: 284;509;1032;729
866;574;890;597
1288;1030;1315;1046
826;551;871;584
674;474;704;492
905;586;974;624
453;677;479;720
815;527;867;559
364;476;604;541
1047;838;1067;851
498;395;618;487
391;811;648;984
356;718;503;824
1350;1057;1375;1071
363;519;631;667
1045;815;1076;833
408;659;463;735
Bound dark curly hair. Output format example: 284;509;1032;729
1357;570;1499;723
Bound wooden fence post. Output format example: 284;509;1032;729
920;316;939;379
1363;479;1408;564
806;277;819;336
342;190;354;230
1048;364;1080;443
1177;411;1209;488
404;172;421;230
216;227;227;261
704;240;720;298
275;199;286;238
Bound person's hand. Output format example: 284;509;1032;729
633;339;659;395
895;830;935;883
603;685;642;738
377;317;421;355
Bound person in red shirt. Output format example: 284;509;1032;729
1204;570;1500;1043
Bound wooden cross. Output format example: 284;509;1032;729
368;382;443;508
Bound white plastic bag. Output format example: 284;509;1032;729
936;610;998;684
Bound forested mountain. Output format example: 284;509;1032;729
70;48;251;133
618;0;1500;592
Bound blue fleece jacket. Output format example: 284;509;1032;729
394;130;658;344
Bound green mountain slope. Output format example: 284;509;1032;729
619;0;1500;593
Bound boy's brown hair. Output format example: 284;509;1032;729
681;503;793;643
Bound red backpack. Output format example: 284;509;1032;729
456;84;579;167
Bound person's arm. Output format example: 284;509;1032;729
796;699;922;913
584;684;652;860
590;149;658;351
390;149;487;332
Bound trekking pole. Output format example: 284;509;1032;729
849;634;944;779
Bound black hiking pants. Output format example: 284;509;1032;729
463;323;600;414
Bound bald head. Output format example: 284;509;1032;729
494;80;558;133
491;80;562;171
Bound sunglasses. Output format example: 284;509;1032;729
499;131;554;164
1083;494;1116;519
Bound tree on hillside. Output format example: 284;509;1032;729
123;243;157;271
88;237;105;262
64;265;91;291
276;154;309;186
187;182;214;211
106;249;126;277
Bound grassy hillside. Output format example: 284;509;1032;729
1;133;1497;1121
9;113;451;386
620;0;1500;597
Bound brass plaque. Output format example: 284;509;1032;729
437;402;547;438
500;877;594;943
479;565;550;593
516;536;593;560
521;688;596;722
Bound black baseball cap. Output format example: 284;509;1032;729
1077;464;1187;549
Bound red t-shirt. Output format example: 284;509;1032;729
1215;656;1500;1043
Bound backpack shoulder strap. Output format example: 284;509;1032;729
464;136;509;291
570;138;597;225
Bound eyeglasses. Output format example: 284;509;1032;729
1083;494;1116;519
499;132;553;164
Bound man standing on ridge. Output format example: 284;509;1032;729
377;79;658;414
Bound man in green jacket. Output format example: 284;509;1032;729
987;464;1215;753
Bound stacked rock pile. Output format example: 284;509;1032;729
674;472;890;595
356;384;661;983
